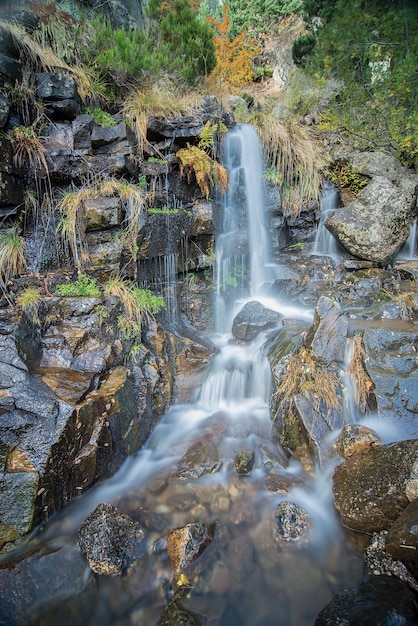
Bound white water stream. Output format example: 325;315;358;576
4;125;364;625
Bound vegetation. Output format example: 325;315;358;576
85;108;117;127
177;121;228;199
294;0;418;165
207;5;261;92
8;126;48;174
16;287;42;324
104;275;165;342
275;347;342;416
0;228;26;291
55;273;101;297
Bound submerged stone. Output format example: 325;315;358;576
166;522;217;574
77;502;144;575
273;501;313;547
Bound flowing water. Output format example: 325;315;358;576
1;125;365;625
312;181;346;263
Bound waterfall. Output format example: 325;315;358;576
313;181;344;261
214;124;272;331
4;125;362;626
397;219;418;260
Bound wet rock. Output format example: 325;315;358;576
235;449;255;475
166;522;216;574
42;123;74;151
386;500;418;579
91;121;129;148
174;435;223;480
158;594;202;626
0;471;39;543
77;502;144;575
72;114;94;150
363;328;418;439
0;94;9;128
335;423;381;459
189;200;214;236
0;172;24;207
315;575;418;625
305;295;348;363
273;501;313;547
232;300;282;341
0;540;94;626
333;439;418;533
364;530;418;592
84;197;122;231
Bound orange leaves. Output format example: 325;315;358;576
207;5;260;91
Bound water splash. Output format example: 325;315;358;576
397;219;418;260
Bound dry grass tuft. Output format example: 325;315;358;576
0;228;26;291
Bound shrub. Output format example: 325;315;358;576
56;273;101;297
0;228;26;290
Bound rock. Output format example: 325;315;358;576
363;328;418;439
0;171;24;207
333;439;418;533
386;500;418;578
174;434;222;480
166;522;216;574
335;423;381;459
273;501;313;547
91;121;129;148
315;575;418;625
189;200;214;236
235;449;255;475
364;530;418;591
0;94;9;128
77;502;144;575
305;295;348;363
0;53;22;84
72;114;94;150
36;72;78;101
232;300;282;341
326;176;415;265
158;599;202;626
0;541;94;625
84;197;122;231
42;123;75;151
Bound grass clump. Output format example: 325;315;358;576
0;228;26;291
8;125;48;174
16;287;42;324
56;273;101;297
104;274;165;341
85;108;117;127
275;347;342;416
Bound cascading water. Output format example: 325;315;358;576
397;218;418;260
0;125;363;626
313;180;345;262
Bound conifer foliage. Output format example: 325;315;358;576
207;5;260;91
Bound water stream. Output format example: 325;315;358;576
1;125;365;625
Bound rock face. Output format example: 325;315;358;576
305;295;348;363
332;439;418;533
325;152;417;265
386;500;418;578
77;503;144;575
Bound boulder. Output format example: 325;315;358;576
333;439;418;533
174;434;223;480
335;423;381;459
77;503;144;575
326;176;416;265
232;300;282;341
315;575;418;625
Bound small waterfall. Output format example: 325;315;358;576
313;181;344;261
138;252;179;322
397;219;418;260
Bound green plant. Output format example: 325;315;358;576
95;303;110;320
16;287;42;324
327;162;367;196
0;228;26;290
104;275;165;339
56;273;101;297
147;207;179;215
85;108;116;127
